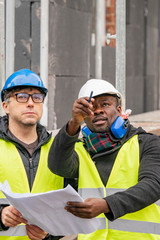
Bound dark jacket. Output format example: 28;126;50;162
48;122;160;221
0;116;62;240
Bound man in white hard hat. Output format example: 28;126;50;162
48;79;160;240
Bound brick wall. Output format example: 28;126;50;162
105;0;116;47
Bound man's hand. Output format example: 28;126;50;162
26;224;48;240
64;198;110;218
67;97;94;136
1;205;27;227
1;206;48;239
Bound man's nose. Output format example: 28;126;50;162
27;96;34;105
94;105;104;115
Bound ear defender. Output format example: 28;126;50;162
82;116;128;139
111;116;128;139
82;125;92;138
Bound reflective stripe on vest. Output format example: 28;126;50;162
78;216;160;235
109;218;160;235
155;199;160;206
0;225;26;236
79;187;160;207
0;198;9;204
0;137;63;239
79;187;160;234
76;135;160;240
78;188;105;199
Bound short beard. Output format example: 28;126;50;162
20;120;38;127
92;126;110;133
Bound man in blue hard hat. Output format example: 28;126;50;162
48;79;160;240
0;69;64;240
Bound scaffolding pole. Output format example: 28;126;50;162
40;0;49;127
95;0;105;79
6;0;15;79
0;0;5;115
116;0;126;111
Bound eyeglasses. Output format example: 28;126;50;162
14;93;45;103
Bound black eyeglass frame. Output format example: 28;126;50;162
14;93;45;103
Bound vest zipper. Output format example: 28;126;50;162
29;158;33;168
29;157;34;190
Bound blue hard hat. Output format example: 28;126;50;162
1;69;48;101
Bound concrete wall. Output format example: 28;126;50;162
126;0;159;114
125;0;146;114
145;0;159;111
15;0;40;73
48;0;92;129
14;0;160;129
90;0;160;116
14;0;92;129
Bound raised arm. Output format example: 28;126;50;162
48;96;94;178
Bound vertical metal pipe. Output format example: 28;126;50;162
0;0;5;115
6;0;15;79
143;0;148;112
116;0;126;111
0;0;5;85
95;0;105;79
40;0;49;127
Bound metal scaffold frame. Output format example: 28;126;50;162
1;0;126;122
116;0;126;111
0;0;49;125
95;0;126;110
6;0;15;79
40;0;49;127
0;0;5;92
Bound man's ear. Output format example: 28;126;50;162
117;105;122;115
2;101;9;114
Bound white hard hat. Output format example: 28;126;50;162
78;79;122;101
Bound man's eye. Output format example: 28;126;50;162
18;95;26;99
34;96;40;100
103;102;108;106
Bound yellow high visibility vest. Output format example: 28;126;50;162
75;135;160;240
0;137;64;240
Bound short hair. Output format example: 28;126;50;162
3;86;45;102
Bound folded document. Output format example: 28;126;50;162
0;180;99;235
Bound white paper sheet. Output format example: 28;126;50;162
0;180;100;235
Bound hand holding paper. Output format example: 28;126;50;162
1;205;27;227
0;180;99;236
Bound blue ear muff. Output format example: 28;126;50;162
82;125;91;138
111;116;128;139
82;116;128;139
